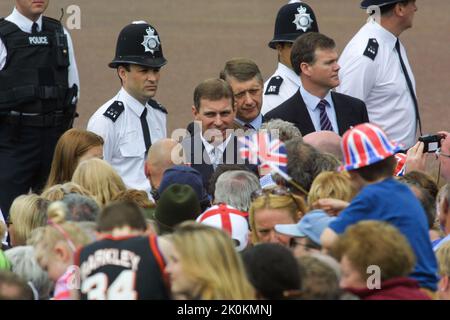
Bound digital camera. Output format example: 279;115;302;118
418;134;442;153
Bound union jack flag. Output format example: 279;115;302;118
238;130;288;174
394;153;407;176
340;123;401;171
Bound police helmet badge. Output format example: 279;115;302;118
292;5;314;32
141;27;160;54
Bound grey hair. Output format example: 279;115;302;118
62;193;101;222
5;246;53;300
260;119;302;142
214;170;261;212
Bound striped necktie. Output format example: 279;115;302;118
317;99;334;131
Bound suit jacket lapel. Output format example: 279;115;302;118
331;92;348;136
295;91;316;136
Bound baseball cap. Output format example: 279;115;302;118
274;209;335;245
158;165;209;205
196;204;249;252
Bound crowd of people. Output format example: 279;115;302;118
0;0;449;301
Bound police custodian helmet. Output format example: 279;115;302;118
268;2;319;49
360;0;405;9
109;21;167;69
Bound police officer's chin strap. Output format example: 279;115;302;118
58;8;64;22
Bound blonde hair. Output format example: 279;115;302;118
307;171;356;208
41;182;95;202
33;221;91;265
10;194;49;246
45;129;104;190
170;222;255;300
72;158;127;207
436;241;450;276
249;190;306;244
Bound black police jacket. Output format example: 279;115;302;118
0;16;73;114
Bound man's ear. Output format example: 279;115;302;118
443;198;450;215
117;66;127;83
394;2;408;17
192;105;199;119
300;62;311;77
144;162;150;178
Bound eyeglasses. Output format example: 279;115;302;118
251;187;292;201
436;148;450;159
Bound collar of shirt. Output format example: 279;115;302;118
117;87;148;117
200;133;233;158
300;86;334;112
368;19;398;50
6;7;43;33
235;113;263;130
277;62;300;85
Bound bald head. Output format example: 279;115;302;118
145;139;185;189
303;131;343;162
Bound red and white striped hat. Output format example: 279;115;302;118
196;204;249;252
340;123;401;171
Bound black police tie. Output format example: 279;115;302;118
140;107;152;155
395;39;422;135
31;22;39;34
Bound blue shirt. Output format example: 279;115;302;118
300;86;339;134
329;178;438;291
235;113;263;131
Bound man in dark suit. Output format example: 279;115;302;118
265;32;369;137
187;58;265;136
182;78;256;190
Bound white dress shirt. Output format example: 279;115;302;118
262;63;302;115
0;8;79;96
300;87;339;134
337;19;417;148
87;88;167;196
200;133;233;169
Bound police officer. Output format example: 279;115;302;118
261;1;319;115
0;0;79;219
337;0;420;149
88;21;167;198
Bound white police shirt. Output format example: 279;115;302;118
262;63;302;115
87;88;167;196
0;8;79;95
337;19;417;148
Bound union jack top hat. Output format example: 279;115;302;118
340;123;401;172
196;204;249;252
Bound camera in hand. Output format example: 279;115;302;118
418;134;442;153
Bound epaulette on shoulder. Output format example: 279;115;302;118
148;99;168;114
0;19;18;36
264;76;283;95
42;16;64;32
363;38;379;61
103;101;124;122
